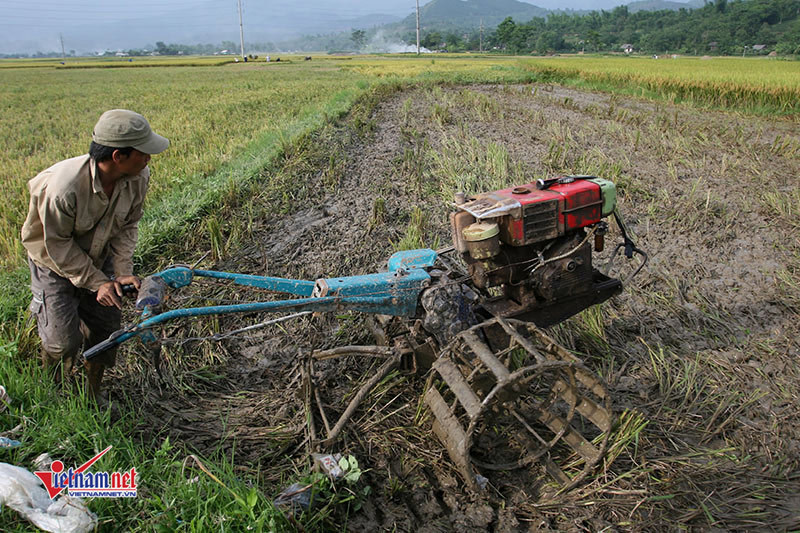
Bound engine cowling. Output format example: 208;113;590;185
450;176;622;326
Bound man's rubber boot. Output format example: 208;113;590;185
84;359;107;407
41;349;73;389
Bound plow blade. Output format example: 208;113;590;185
424;317;613;494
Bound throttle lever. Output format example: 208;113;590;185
121;284;138;294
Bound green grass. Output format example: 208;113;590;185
0;340;294;531
0;63;370;268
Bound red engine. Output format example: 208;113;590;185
450;176;622;326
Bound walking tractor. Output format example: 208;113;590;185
87;175;646;493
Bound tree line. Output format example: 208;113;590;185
414;0;800;55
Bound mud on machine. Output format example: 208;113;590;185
87;175;646;493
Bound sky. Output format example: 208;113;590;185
0;0;687;55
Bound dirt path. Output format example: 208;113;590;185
119;84;800;531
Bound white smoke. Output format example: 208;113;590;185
363;30;432;54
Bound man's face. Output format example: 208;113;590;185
116;149;151;176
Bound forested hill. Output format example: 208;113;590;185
395;0;548;34
490;0;800;55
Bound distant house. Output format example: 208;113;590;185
115;51;126;57
621;43;634;54
709;41;718;51
752;44;767;53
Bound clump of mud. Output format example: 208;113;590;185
115;84;800;531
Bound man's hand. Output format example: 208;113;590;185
96;275;140;308
115;274;141;292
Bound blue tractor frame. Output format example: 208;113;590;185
84;249;439;359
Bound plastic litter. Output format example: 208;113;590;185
272;483;313;514
0;437;21;448
32;453;53;472
0;462;97;533
0;385;10;412
312;453;343;479
273;482;312;513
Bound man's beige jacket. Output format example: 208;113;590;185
22;154;149;291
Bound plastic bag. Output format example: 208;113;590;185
0;437;21;448
273;482;312;513
0;463;97;533
0;385;10;412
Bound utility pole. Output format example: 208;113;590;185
480;19;483;52
59;34;66;61
237;0;246;60
416;0;420;55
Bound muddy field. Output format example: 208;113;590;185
115;84;800;531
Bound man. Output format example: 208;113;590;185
21;109;169;404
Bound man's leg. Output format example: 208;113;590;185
40;348;74;386
28;258;83;388
78;288;121;402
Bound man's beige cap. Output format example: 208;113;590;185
92;109;169;154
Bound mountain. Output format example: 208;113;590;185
626;0;704;12
379;0;700;38
394;0;548;33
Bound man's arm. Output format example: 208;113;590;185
40;192;109;291
107;172;148;279
102;218;142;309
102;173;149;308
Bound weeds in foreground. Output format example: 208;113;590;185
392;207;439;251
602;409;648;466
428;134;523;199
296;456;372;530
367;197;387;234
761;186;800;230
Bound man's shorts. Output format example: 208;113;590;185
28;258;120;367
